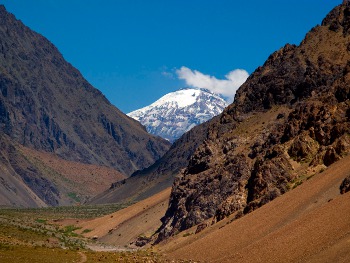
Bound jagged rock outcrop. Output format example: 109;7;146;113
340;175;350;194
155;2;350;242
0;5;170;206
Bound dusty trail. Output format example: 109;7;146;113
86;243;136;252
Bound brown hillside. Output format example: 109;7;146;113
159;155;350;263
0;135;125;207
156;2;350;241
77;188;171;248
20;146;125;203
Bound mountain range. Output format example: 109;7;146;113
1;1;350;262
90;3;350;230
128;87;227;142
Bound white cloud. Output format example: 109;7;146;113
176;66;249;102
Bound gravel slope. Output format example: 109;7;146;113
159;155;350;263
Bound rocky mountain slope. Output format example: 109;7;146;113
78;188;171;248
128;88;227;142
0;137;126;207
155;2;350;242
0;5;170;207
158;155;350;262
90;118;212;205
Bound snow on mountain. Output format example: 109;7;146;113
127;88;228;142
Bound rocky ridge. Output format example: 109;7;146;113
155;2;350;242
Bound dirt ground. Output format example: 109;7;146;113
157;155;350;263
77;188;171;247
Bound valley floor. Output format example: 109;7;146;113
0;204;169;262
2;156;350;262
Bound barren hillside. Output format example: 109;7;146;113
78;188;171;248
158;155;350;263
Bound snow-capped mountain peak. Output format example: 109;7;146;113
127;88;228;142
150;88;201;108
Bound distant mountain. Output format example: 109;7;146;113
128;88;227;142
0;5;170;207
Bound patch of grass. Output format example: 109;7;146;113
183;232;192;237
67;192;80;202
0;246;79;263
0;243;12;251
60;225;81;237
0;202;134;220
0;222;48;245
0;246;172;263
82;229;92;234
287;175;306;190
35;218;47;224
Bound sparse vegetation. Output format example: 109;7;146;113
60;225;81;237
287;177;304;190
67;192;81;202
82;229;92;234
0;202;133;220
35;218;47;224
183;232;193;237
306;173;315;180
0;207;175;262
292;180;303;189
0;203;134;251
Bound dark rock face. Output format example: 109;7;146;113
155;3;350;242
340;176;350;194
0;135;60;206
0;5;170;174
0;5;170;206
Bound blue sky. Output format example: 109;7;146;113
0;0;340;113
